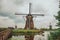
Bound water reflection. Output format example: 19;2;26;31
9;31;50;40
34;31;50;40
10;35;34;40
11;35;25;40
25;35;34;40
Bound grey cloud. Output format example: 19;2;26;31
32;5;46;13
0;12;24;23
14;0;24;5
0;12;10;17
0;12;14;19
14;19;25;23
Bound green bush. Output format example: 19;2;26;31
48;29;60;40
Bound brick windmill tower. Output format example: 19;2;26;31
15;3;44;30
24;3;34;29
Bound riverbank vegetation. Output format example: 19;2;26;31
48;28;60;40
12;29;40;35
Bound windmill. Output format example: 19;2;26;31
15;3;44;29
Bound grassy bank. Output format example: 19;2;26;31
12;29;40;35
0;28;8;32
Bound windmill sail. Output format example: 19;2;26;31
29;3;32;14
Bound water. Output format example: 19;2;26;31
34;31;50;40
9;31;50;40
10;35;25;40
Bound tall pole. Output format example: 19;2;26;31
59;0;60;8
59;0;60;11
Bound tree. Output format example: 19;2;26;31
48;11;60;40
48;29;60;40
55;11;60;27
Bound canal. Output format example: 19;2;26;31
8;31;50;40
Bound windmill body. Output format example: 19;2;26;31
25;14;34;29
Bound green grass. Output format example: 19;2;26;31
0;28;8;32
12;29;40;33
12;29;40;35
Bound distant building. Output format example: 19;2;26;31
8;27;14;29
15;25;17;29
49;23;52;30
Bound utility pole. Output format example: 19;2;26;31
59;0;60;8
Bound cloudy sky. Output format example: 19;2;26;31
0;0;59;29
